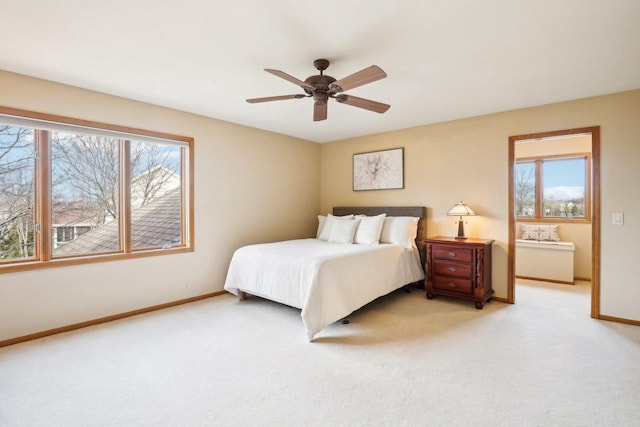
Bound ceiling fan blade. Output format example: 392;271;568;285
246;94;306;103
313;101;327;121
329;65;387;93
335;94;390;113
265;69;315;91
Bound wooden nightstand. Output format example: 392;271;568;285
425;237;494;309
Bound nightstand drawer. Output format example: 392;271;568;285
433;261;473;278
432;246;473;263
433;276;473;294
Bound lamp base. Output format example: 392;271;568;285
455;217;467;239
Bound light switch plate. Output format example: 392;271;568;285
612;213;624;225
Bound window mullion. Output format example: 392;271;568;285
120;140;131;253
180;146;188;247
538;162;542;218
36;130;52;261
585;154;592;220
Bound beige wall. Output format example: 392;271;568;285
320;89;640;322
2;68;639;342
0;70;321;342
515;135;592;279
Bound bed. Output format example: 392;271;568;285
224;206;426;341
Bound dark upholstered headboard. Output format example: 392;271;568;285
332;206;427;266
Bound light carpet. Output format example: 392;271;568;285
1;280;639;426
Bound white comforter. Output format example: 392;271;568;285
224;238;425;340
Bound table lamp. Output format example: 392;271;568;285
447;201;475;239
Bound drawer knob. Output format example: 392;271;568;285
448;252;456;257
448;267;456;272
447;282;457;288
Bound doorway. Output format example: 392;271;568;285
508;127;600;318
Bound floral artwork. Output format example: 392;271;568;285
353;148;404;191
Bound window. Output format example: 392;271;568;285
0;107;194;272
514;161;536;217
51;131;121;256
0;125;35;261
129;139;183;250
515;154;590;221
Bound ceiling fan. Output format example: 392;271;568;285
246;59;390;122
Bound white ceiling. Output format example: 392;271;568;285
1;0;639;143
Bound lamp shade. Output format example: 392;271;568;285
447;201;475;217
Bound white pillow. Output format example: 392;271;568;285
327;218;359;244
316;215;327;238
380;216;420;248
521;224;560;242
354;214;386;245
317;214;354;241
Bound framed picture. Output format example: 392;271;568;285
353;147;404;191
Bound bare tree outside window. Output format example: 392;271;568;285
50;131;182;255
0;125;35;260
515;162;535;217
52;132;120;229
130;141;181;209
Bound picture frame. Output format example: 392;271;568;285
353;147;404;191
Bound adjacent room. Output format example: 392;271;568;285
1;1;640;425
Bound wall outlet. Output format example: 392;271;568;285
612;213;624;225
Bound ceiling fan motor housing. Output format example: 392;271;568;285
304;74;336;101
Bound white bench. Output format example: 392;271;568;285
515;239;575;284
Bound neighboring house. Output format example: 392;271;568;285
52;166;180;249
53;188;181;256
51;202;100;249
53;223;93;249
